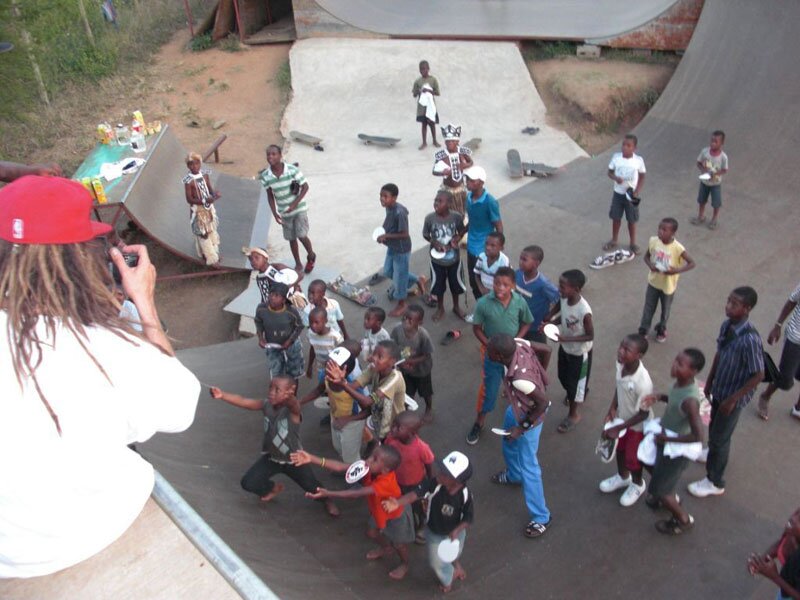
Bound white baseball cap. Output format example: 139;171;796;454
438;451;472;482
463;166;487;183
328;346;352;367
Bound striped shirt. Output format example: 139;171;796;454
710;319;764;408
785;283;800;344
258;162;308;217
307;328;344;370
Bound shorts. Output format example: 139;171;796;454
416;113;439;124
265;339;304;379
430;260;466;298
557;346;592;403
369;505;415;545
402;371;434;399
776;338;800;390
697;183;722;208
609;191;639;223
281;211;310;241
617;429;645;472
648;445;689;498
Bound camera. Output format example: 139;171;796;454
109;252;139;285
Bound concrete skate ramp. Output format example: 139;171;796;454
314;0;678;39
140;2;800;598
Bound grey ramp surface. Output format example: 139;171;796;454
142;1;800;598
122;127;270;270
314;0;678;39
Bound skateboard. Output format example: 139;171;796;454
507;149;523;178
523;161;557;177
589;248;636;270
358;133;401;147
328;275;377;306
289;130;324;151
463;137;481;152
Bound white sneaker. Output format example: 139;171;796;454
599;473;631;493
619;480;646;507
464;313;475;324
696;447;709;463
791;406;800;420
687;477;725;498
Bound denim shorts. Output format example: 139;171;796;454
697;183;722;208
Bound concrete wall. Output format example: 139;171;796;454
594;0;703;50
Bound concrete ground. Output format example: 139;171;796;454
269;38;586;280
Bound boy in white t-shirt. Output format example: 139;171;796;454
303;279;347;338
605;134;646;254
473;231;509;296
542;269;594;433
361;306;391;365
599;334;653;507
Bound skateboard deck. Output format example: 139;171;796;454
522;161;557;177
358;133;401;147
507;149;523;178
289;130;324;151
328;275;377;306
463;137;482;152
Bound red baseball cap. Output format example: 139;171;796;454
0;175;113;244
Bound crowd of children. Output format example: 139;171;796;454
196;63;800;595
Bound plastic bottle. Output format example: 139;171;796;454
130;120;147;153
115;123;130;146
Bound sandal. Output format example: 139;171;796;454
557;417;577;433
707;220;718;230
602;240;618;251
655;514;694;535
524;519;551;538
629;244;640;255
491;471;521;486
689;216;706;226
423;294;438;308
368;272;385;286
303;253;316;274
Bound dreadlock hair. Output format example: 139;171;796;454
0;239;147;434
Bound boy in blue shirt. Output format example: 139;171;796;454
515;245;559;344
463;166;502;301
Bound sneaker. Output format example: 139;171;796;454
791;405;800;420
466;423;482;445
655;329;667;343
620;480;647;507
688;477;725;498
655;514;695;535
491;470;521;486
464;313;475;324
524;519;551;538
599;473;631;493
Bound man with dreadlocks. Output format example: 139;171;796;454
0;176;199;577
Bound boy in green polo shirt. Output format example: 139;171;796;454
466;267;533;444
258;144;316;274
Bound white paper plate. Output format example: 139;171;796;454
491;427;510;436
372;226;385;241
603;417;627;438
345;459;369;484
274;268;299;286
263;343;283;350
437;538;460;563
543;323;560;342
698;173;712;181
430;247;447;260
312;396;330;410
404;395;419;411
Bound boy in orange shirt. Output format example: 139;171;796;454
291;444;415;580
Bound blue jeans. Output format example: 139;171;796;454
383;249;419;300
502;406;550;523
425;527;467;587
476;346;505;415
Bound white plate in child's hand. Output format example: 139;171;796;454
699;173;712;181
430;247;447;260
275;268;299;285
264;343;283;349
345;459;369;484
437;538;460;563
603;417;627;438
312;396;330;410
491;427;511;436
543;323;560;342
404;395;419;411
372;226;386;241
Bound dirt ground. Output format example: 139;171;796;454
105;34;677;350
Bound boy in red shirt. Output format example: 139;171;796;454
385;411;435;543
291;444;415;580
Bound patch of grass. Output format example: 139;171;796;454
184;64;209;77
638;86;660;109
522;41;577;61
602;48;679;65
216;81;230;92
188;32;213;52
275;60;291;92
219;34;242;52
